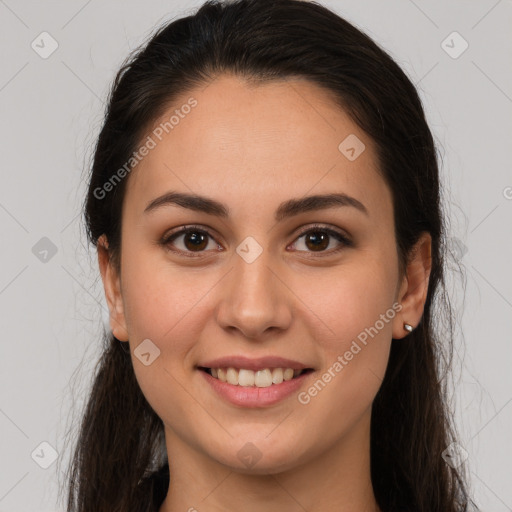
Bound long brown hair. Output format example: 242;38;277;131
60;0;474;510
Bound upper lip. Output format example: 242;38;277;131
198;355;313;371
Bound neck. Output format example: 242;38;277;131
159;408;380;512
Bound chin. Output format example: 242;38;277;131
205;434;308;475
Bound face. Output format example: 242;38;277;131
99;74;431;475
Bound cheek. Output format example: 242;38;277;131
296;258;397;410
287;267;396;452
122;262;218;426
309;259;398;350
120;252;214;343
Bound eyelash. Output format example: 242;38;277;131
160;223;353;258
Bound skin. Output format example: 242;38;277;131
98;74;431;511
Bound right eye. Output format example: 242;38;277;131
160;226;221;257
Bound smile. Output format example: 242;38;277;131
198;366;315;408
199;367;313;388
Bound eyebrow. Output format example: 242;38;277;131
143;191;369;221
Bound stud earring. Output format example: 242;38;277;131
403;323;413;333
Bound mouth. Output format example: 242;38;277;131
198;366;314;388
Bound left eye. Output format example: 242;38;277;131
161;225;352;256
290;227;352;254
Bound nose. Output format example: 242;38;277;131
215;248;292;340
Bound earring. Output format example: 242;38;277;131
403;323;413;333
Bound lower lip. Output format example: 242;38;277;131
199;369;312;408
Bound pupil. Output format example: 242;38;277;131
183;231;330;252
307;232;328;251
186;232;207;251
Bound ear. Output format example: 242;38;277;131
97;234;129;342
392;231;432;339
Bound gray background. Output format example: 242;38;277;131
0;0;511;510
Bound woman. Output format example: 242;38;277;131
64;0;474;510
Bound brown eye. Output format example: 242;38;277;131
162;227;218;255
291;226;352;254
161;224;352;258
181;231;209;251
303;231;330;251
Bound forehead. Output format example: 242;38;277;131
123;74;392;222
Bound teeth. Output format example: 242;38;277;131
255;369;273;387
208;367;305;387
283;368;294;381
272;368;283;384
238;369;255;387
226;367;238;385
